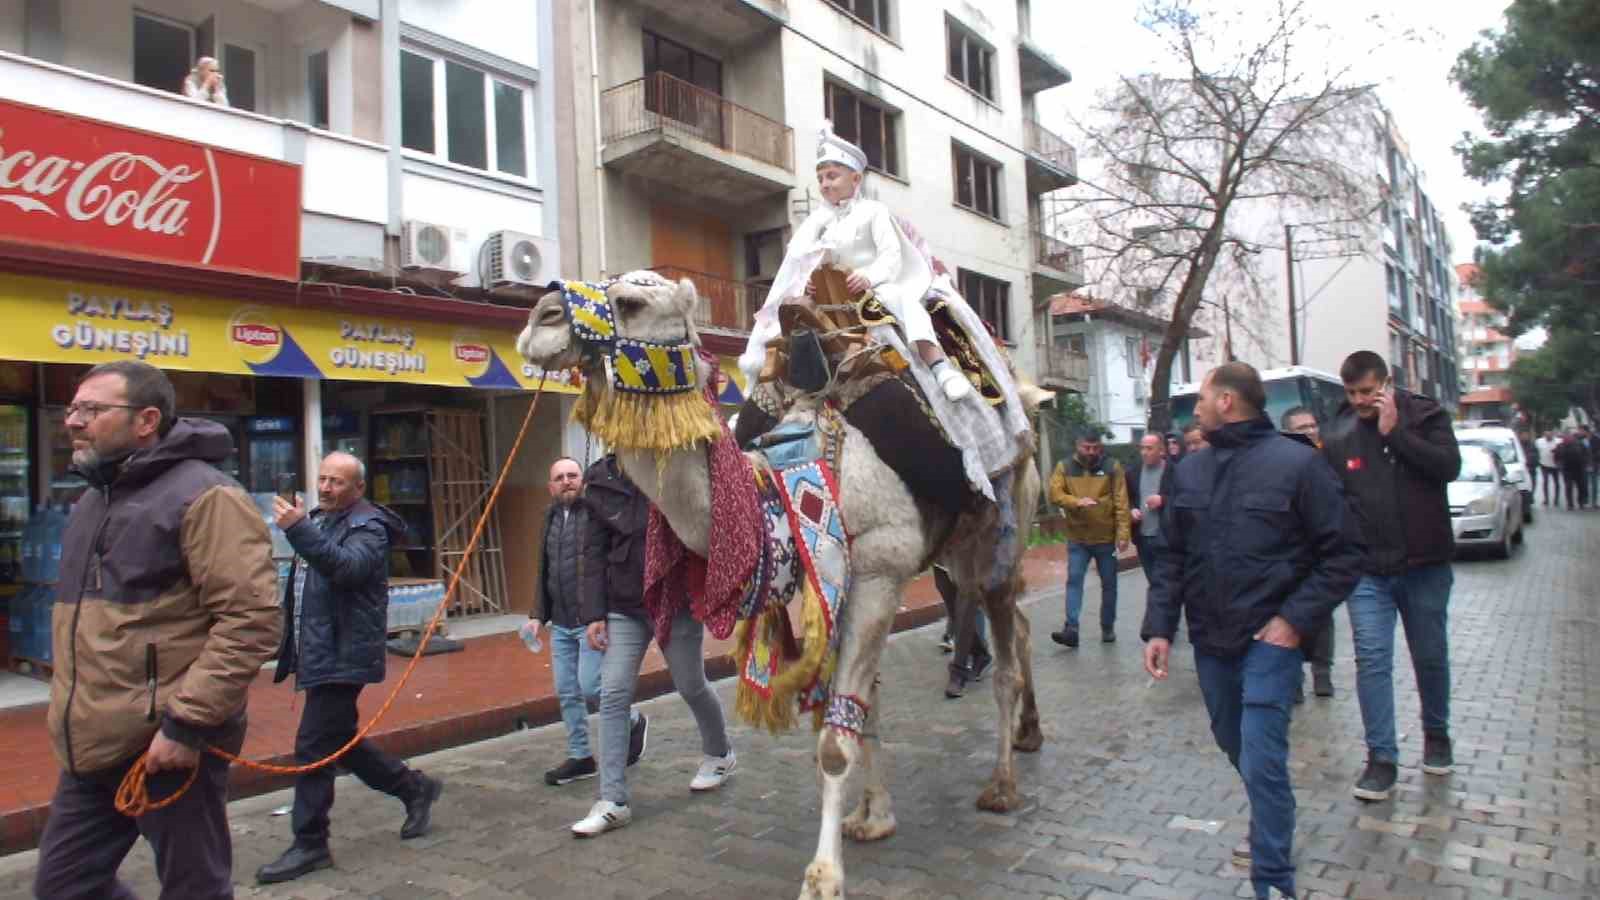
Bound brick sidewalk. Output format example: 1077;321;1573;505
0;541;1102;856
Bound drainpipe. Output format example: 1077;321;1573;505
381;0;402;236
588;0;608;276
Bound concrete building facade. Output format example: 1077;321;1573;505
1455;261;1517;422
551;0;1083;374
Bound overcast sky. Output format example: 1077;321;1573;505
1032;0;1513;267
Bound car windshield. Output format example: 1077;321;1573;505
1457;449;1498;483
1461;437;1517;465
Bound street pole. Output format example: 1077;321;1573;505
1284;224;1299;366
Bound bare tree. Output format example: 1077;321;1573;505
1058;0;1394;431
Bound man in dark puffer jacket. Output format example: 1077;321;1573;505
258;452;442;884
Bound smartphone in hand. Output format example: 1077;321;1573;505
275;472;297;503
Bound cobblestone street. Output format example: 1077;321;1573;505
2;510;1595;899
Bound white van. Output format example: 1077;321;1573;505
1454;423;1534;523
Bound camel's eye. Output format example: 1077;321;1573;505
537;305;565;326
615;295;647;316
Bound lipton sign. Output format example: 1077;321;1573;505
0;98;301;280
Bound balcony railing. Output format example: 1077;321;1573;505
602;72;793;172
1024;119;1077;175
1036;343;1091;386
1032;231;1084;280
651;266;757;333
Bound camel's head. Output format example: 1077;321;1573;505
515;271;701;372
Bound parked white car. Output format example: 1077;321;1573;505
1455;423;1534;524
1449;445;1524;559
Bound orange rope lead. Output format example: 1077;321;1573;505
116;378;548;817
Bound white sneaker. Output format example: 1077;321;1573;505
936;365;974;401
571;800;631;837
689;752;737;792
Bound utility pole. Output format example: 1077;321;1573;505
1284;224;1299;366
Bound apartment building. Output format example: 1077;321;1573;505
0;0;578;618
1455;262;1516;422
551;0;1083;386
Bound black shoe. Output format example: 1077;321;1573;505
1421;732;1453;775
1312;669;1334;698
256;842;333;884
400;772;442;839
969;651;993;682
1352;757;1398;802
545;756;598;786
1050;626;1080;648
944;665;968;699
627;713;649;767
1101;629;1116;644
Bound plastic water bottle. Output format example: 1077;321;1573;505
386;588;400;632
519;619;543;653
37;585;53;661
20;505;39;583
44;507;64;583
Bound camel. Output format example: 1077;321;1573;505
517;272;1044;900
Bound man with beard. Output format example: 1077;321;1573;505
33;361;280;900
1048;434;1130;647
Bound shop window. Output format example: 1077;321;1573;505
133;12;194;97
826;0;891;36
824;81;901;176
958;268;1011;341
946;17;995;101
400;48;532;178
953;142;1002;219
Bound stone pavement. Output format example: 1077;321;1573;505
1;511;1595;898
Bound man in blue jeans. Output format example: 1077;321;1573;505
1143;363;1360;900
1048;434;1130;647
1321;351;1461;802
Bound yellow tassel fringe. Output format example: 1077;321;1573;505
572;379;722;455
729;577;837;735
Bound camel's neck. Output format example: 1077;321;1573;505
617;445;712;558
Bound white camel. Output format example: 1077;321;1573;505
517;273;1043;900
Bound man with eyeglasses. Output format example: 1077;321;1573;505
34;360;281;900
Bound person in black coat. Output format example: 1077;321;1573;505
1555;431;1590;509
1127;433;1177;589
259;452;441;884
1142;363;1360;900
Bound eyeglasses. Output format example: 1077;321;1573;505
64;402;142;422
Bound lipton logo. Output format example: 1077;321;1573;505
454;343;489;364
0;128;205;237
231;323;280;347
451;331;492;379
228;308;285;366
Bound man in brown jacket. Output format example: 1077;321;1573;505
1048;434;1131;647
34;361;281;900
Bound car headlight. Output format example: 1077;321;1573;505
1465;495;1497;516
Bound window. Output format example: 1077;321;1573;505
958;269;1011;341
643;31;724;133
643;31;722;93
952;142;1002;219
946;18;995;101
1125;336;1140;377
307;50;330;130
824;81;900;176
223;44;257;112
826;0;891;35
400;49;532;178
133;13;193;96
1059;332;1087;354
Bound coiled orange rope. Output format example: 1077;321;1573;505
115;378;547;817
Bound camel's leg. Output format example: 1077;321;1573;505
841;678;896;842
976;580;1024;812
800;575;899;900
1011;607;1044;753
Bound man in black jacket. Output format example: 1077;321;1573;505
1127;433;1176;590
259;452;442;884
1142;363;1360;900
1321;351;1462;803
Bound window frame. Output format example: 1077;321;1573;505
1125;335;1140;378
824;0;892;38
951;141;1003;221
399;44;535;182
823;79;902;178
945;16;996;103
957;268;1012;342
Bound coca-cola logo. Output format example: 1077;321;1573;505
454;343;489;364
0;128;207;237
231;323;281;347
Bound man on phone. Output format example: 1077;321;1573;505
1321;351;1461;802
1142;363;1359;900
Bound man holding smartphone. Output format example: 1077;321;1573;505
1321;351;1461;802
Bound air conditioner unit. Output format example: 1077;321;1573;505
401;220;466;274
483;230;558;289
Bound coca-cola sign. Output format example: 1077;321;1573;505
0;99;300;280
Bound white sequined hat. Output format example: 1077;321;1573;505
816;122;868;173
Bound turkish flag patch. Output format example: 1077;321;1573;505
1346;457;1364;472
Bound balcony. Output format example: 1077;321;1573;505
1035;343;1090;393
601;72;794;206
626;0;785;45
1024;119;1078;194
651;266;757;335
1018;37;1072;94
1031;230;1086;300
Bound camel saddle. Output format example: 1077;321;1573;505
758;266;908;393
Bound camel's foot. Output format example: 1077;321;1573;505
976;775;1020;813
799;860;844;900
1014;718;1044;753
842;802;897;842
